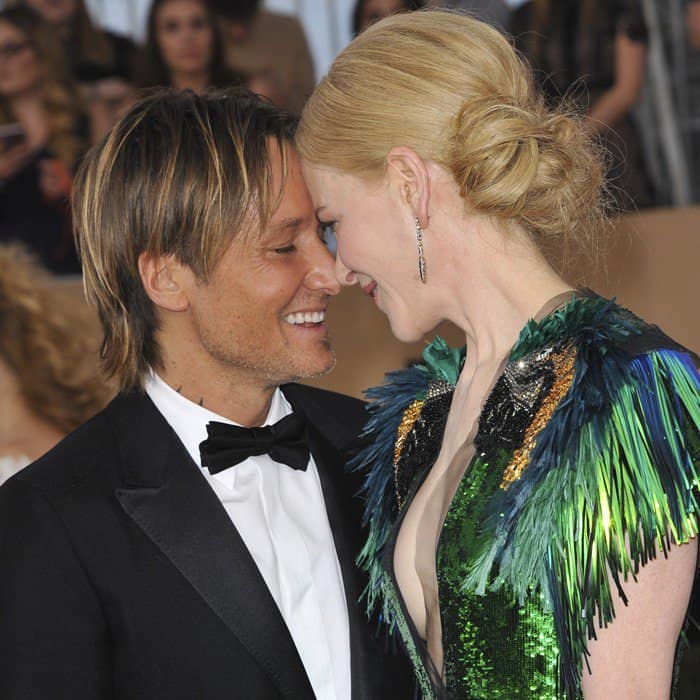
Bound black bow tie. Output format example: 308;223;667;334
199;412;310;474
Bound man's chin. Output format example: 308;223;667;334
311;352;337;379
297;349;337;380
274;348;336;386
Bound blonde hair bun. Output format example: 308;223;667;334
449;95;604;247
297;9;608;267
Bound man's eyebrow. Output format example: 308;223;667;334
270;216;304;232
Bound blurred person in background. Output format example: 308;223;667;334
0;244;110;486
687;0;700;51
212;0;315;115
137;0;245;93
0;6;87;273
510;0;655;209
424;0;513;29
353;0;424;35
14;0;137;141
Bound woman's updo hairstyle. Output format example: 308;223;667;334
296;9;608;270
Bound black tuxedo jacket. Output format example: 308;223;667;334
0;384;412;699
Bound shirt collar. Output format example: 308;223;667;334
144;370;292;475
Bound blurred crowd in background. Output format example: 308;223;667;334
1;0;700;479
2;0;700;274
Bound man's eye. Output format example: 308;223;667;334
273;245;296;254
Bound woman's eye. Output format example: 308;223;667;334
273;245;296;254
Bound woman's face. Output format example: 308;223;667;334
0;22;41;98
303;162;438;343
23;0;78;26
359;0;407;32
155;0;213;78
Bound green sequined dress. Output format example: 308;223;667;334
352;293;700;699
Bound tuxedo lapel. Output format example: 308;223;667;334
284;386;376;700
110;392;314;700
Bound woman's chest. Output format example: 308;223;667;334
392;371;499;638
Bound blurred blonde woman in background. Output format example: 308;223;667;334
0;244;111;485
297;10;700;699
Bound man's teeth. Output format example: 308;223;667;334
284;311;325;325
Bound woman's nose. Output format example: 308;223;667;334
335;253;357;287
305;241;341;295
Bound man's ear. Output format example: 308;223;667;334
386;146;430;228
138;252;191;312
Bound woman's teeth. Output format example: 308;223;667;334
283;311;325;325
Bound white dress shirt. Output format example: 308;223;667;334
145;372;351;700
0;454;30;487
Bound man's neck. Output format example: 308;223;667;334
157;364;276;427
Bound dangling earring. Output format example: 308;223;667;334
415;217;426;284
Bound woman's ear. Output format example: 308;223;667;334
138;252;191;313
386;146;430;228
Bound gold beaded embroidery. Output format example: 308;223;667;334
500;344;578;490
394;399;424;508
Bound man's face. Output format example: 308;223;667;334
184;145;340;389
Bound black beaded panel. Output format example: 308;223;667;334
395;381;454;509
475;347;558;459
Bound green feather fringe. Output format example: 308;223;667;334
465;348;700;696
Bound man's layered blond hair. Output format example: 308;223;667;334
73;88;297;391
